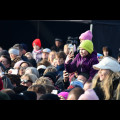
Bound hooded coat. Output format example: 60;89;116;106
64;51;99;81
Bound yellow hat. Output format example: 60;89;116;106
79;40;93;54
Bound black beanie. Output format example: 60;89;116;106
44;72;57;84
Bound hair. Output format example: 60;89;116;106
25;52;33;59
42;84;56;93
43;66;57;75
92;71;120;100
1;55;11;65
48;50;57;63
33;76;53;86
27;84;46;94
37;59;51;67
56;51;66;60
1;88;15;95
25;67;39;78
21;73;38;83
102;46;112;56
5;74;21;86
67;87;84;100
13;44;23;51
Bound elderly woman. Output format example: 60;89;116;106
79;56;120;100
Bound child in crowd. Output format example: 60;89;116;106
32;38;43;63
102;46;112;57
48;50;57;66
65;40;99;82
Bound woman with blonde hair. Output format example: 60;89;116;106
79;56;120;100
48;50;57;66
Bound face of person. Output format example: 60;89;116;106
103;51;109;57
79;48;89;57
25;54;32;60
0;56;10;68
118;57;120;63
49;52;56;62
83;82;92;91
64;46;69;55
56;57;65;66
10;53;18;60
55;41;62;47
42;52;49;60
98;69;110;81
21;76;32;87
33;43;40;51
19;63;29;76
77;75;87;84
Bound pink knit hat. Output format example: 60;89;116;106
79;30;93;41
78;89;99;100
58;92;69;100
14;60;24;69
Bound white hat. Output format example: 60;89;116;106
42;48;51;53
37;65;47;70
93;57;120;72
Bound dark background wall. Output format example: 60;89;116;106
0;20;119;59
92;20;120;58
0;20;90;52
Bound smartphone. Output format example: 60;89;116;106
51;90;58;94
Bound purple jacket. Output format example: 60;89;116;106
64;51;99;81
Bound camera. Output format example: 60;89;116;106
66;36;79;46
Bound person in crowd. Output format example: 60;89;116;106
25;52;33;60
43;66;57;75
58;91;69;100
20;73;38;88
83;80;92;91
41;48;51;61
32;38;43;63
24;52;37;68
48;50;57;66
37;59;51;68
79;30;93;43
43;84;56;94
33;76;53;86
27;84;46;100
13;44;28;61
65;40;99;82
18;61;32;77
117;52;120;64
0;50;10;57
64;44;69;56
102;46;112;57
25;67;39;78
67;87;84;100
51;38;64;52
0;55;11;73
56;51;66;78
20;43;28;55
79;56;120;100
8;47;21;68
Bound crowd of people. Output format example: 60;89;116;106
0;30;120;100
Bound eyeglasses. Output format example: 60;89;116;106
19;66;28;70
21;79;29;83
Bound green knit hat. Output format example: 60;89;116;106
79;40;94;54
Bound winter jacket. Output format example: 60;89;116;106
56;64;65;78
32;49;42;63
64;51;99;81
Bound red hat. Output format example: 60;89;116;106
32;38;41;48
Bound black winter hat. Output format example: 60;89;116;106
44;72;57;84
19;91;37;100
